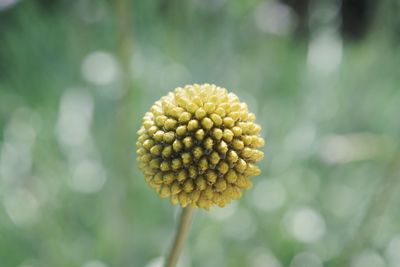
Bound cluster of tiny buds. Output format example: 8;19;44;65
137;84;265;210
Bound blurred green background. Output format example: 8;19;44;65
1;0;400;267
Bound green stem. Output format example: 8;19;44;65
164;207;195;267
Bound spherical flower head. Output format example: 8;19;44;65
136;84;265;210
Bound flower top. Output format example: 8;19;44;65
137;84;264;209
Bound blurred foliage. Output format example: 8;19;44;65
1;0;400;267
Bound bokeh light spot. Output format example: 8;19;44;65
4;188;39;226
56;89;94;147
223;208;257;240
252;179;286;212
290;252;323;267
81;51;119;85
250;248;282;267
82;260;108;267
254;1;296;36
70;159;107;193
307;32;342;73
285;207;326;243
351;249;386;267
386;235;400;267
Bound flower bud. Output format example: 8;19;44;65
137;84;265;209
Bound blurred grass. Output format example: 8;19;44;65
1;1;400;267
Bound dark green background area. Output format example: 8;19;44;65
1;1;400;267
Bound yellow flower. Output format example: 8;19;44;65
136;84;264;209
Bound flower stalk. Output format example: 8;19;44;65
164;207;195;267
136;84;265;266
